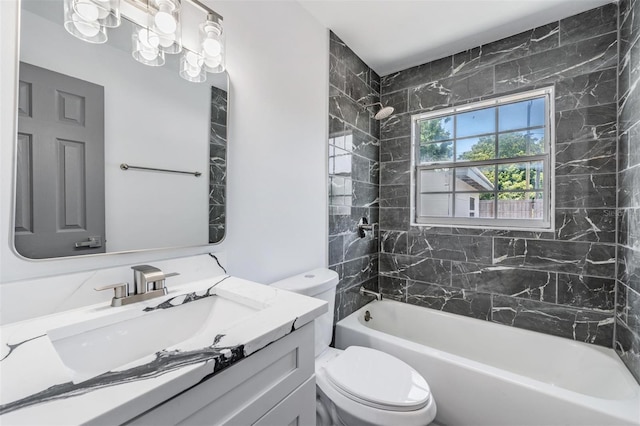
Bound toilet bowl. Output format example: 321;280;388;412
271;269;437;426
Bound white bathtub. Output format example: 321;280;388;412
335;300;640;426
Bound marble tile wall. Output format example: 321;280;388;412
209;86;227;244
377;3;619;348
617;0;640;382
328;32;381;322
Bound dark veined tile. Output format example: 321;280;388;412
380;136;411;163
614;319;640;383
492;296;614;347
619;167;640;209
454;23;560;75
378;275;407;302
337;255;379;291
381;90;408;115
556;274;616;311
380;112;412;140
330;93;370;135
406;281;492;320
556;173;616;208
349;125;380;161
329;234;344;266
555;208;616;243
380;160;411;186
407;232;493;264
346;69;377;104
380;230;408;254
495;32;617;91
451;263;556;301
379;253;450;285
329;32;370;84
335;277;378;323
556;138;616;176
554;68;617;112
555;103;617;144
619;81;640;133
343;230;378;262
379;208;411;231
559;3;618;46
379;185;410;208
492;238;616;278
329;54;346;92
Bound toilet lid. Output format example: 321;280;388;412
325;346;431;412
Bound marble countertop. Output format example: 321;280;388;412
0;275;327;425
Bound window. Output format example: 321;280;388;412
412;88;554;230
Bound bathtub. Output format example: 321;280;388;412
335;300;640;426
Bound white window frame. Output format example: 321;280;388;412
410;87;555;231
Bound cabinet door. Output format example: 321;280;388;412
254;377;316;426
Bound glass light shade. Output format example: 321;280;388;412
149;0;182;54
199;15;225;73
132;29;165;66
72;0;121;28
180;51;206;83
64;0;107;43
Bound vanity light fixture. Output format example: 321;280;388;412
148;0;182;54
64;0;109;43
179;50;206;82
200;12;225;73
132;27;166;66
62;0;225;82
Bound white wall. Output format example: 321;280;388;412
211;0;329;283
0;1;328;301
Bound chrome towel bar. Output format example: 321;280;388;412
120;163;202;177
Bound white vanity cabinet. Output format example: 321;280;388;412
126;323;316;426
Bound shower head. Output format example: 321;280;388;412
361;102;395;120
374;106;395;120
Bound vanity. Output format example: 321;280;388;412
0;273;326;425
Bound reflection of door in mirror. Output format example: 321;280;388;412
15;62;106;258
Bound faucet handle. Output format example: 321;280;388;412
95;283;129;303
153;272;179;291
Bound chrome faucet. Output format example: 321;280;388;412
95;265;179;307
359;286;382;301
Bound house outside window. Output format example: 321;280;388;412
411;87;554;230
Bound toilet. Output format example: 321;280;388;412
272;268;437;426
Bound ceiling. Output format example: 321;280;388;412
298;0;616;76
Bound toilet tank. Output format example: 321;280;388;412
271;268;339;356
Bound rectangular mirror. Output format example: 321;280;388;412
13;0;227;259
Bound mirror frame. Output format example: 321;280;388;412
11;0;229;261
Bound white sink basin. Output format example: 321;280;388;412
47;295;260;383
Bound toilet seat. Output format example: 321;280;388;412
324;346;431;412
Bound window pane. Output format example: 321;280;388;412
419;116;454;142
457;136;495;161
329;147;352;175
420;141;453;163
498;130;545;158
419;193;452;217
496;192;543;219
455;165;495;191
329;177;352;206
419;168;453;192
497;161;544;191
456;106;496;138
455;192;495;218
498;97;545;131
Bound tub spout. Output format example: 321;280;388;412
360;286;382;301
